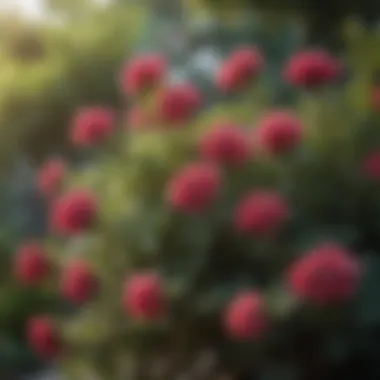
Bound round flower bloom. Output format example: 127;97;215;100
37;158;66;198
223;291;268;339
157;84;202;125
216;47;264;92
14;241;50;285
287;242;361;304
120;53;166;96
283;49;343;88
122;273;165;320
50;190;97;235
166;162;220;213
70;107;115;147
234;190;289;236
60;260;98;304
361;150;380;180
255;110;302;155
27;316;61;359
199;123;252;166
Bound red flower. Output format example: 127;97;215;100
283;49;342;88
234;190;289;236
362;150;380;180
70;107;115;147
37;158;66;198
199;123;252;166
371;86;380;111
14;241;50;285
157;84;202;125
122;273;165;320
223;291;268;339
216;47;264;92
287;242;361;304
27;316;61;359
166;162;220;213
60;260;98;304
120;53;166;96
255;110;302;154
50;190;97;235
127;106;152;131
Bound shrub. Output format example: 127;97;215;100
16;46;380;379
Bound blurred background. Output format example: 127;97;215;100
0;0;379;379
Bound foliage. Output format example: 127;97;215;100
0;2;144;374
17;33;380;380
188;0;380;45
0;2;145;169
0;217;57;375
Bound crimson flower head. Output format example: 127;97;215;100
254;110;303;155
27;316;61;359
361;150;380;180
287;242;361;304
120;53;166;96
70;107;115;147
234;190;289;236
37;158;66;198
50;190;97;235
216;46;264;92
223;291;268;340
166;162;221;213
157;83;202;125
199;122;252;166
122;273;165;320
60;260;98;304
14;241;50;285
283;49;343;88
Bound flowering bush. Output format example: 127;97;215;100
13;46;380;379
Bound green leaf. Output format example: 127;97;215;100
62;308;117;346
265;286;298;320
292;224;360;253
120;202;169;263
0;336;36;370
196;277;253;315
160;214;216;291
355;252;380;327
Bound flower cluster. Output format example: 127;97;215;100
20;46;370;370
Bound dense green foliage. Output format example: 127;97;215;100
194;0;380;45
0;2;144;168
